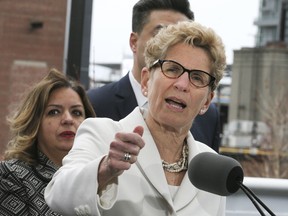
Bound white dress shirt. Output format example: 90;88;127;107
129;71;147;107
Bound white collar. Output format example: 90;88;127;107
129;71;147;107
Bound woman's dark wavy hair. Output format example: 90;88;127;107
4;68;96;165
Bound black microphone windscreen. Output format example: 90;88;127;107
188;152;244;196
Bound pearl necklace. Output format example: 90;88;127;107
162;141;189;173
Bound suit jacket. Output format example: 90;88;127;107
87;73;220;152
45;107;225;216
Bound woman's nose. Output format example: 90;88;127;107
61;112;74;124
174;72;190;92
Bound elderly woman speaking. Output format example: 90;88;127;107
45;21;227;216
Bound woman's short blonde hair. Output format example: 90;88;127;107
145;21;226;91
4;68;96;165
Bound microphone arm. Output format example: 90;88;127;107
238;182;276;216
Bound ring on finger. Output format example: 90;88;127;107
124;152;131;161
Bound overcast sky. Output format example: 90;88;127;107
90;0;260;65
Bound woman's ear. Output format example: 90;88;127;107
141;67;150;96
199;91;214;115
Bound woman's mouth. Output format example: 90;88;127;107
165;98;187;109
60;131;75;138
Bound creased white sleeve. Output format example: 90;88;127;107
44;117;121;215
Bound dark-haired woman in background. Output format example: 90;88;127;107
0;69;95;215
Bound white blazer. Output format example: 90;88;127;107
45;107;225;216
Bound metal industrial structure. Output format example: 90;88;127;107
221;0;288;179
254;0;288;47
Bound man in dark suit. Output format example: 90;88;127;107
87;0;221;152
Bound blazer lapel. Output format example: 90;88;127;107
119;108;174;207
115;73;138;119
173;134;202;210
136;128;174;206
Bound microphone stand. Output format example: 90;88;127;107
238;182;276;216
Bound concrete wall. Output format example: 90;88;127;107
229;47;288;123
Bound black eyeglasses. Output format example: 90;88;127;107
151;59;215;88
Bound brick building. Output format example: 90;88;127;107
0;1;68;158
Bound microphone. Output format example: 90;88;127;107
188;152;276;216
188;152;243;196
